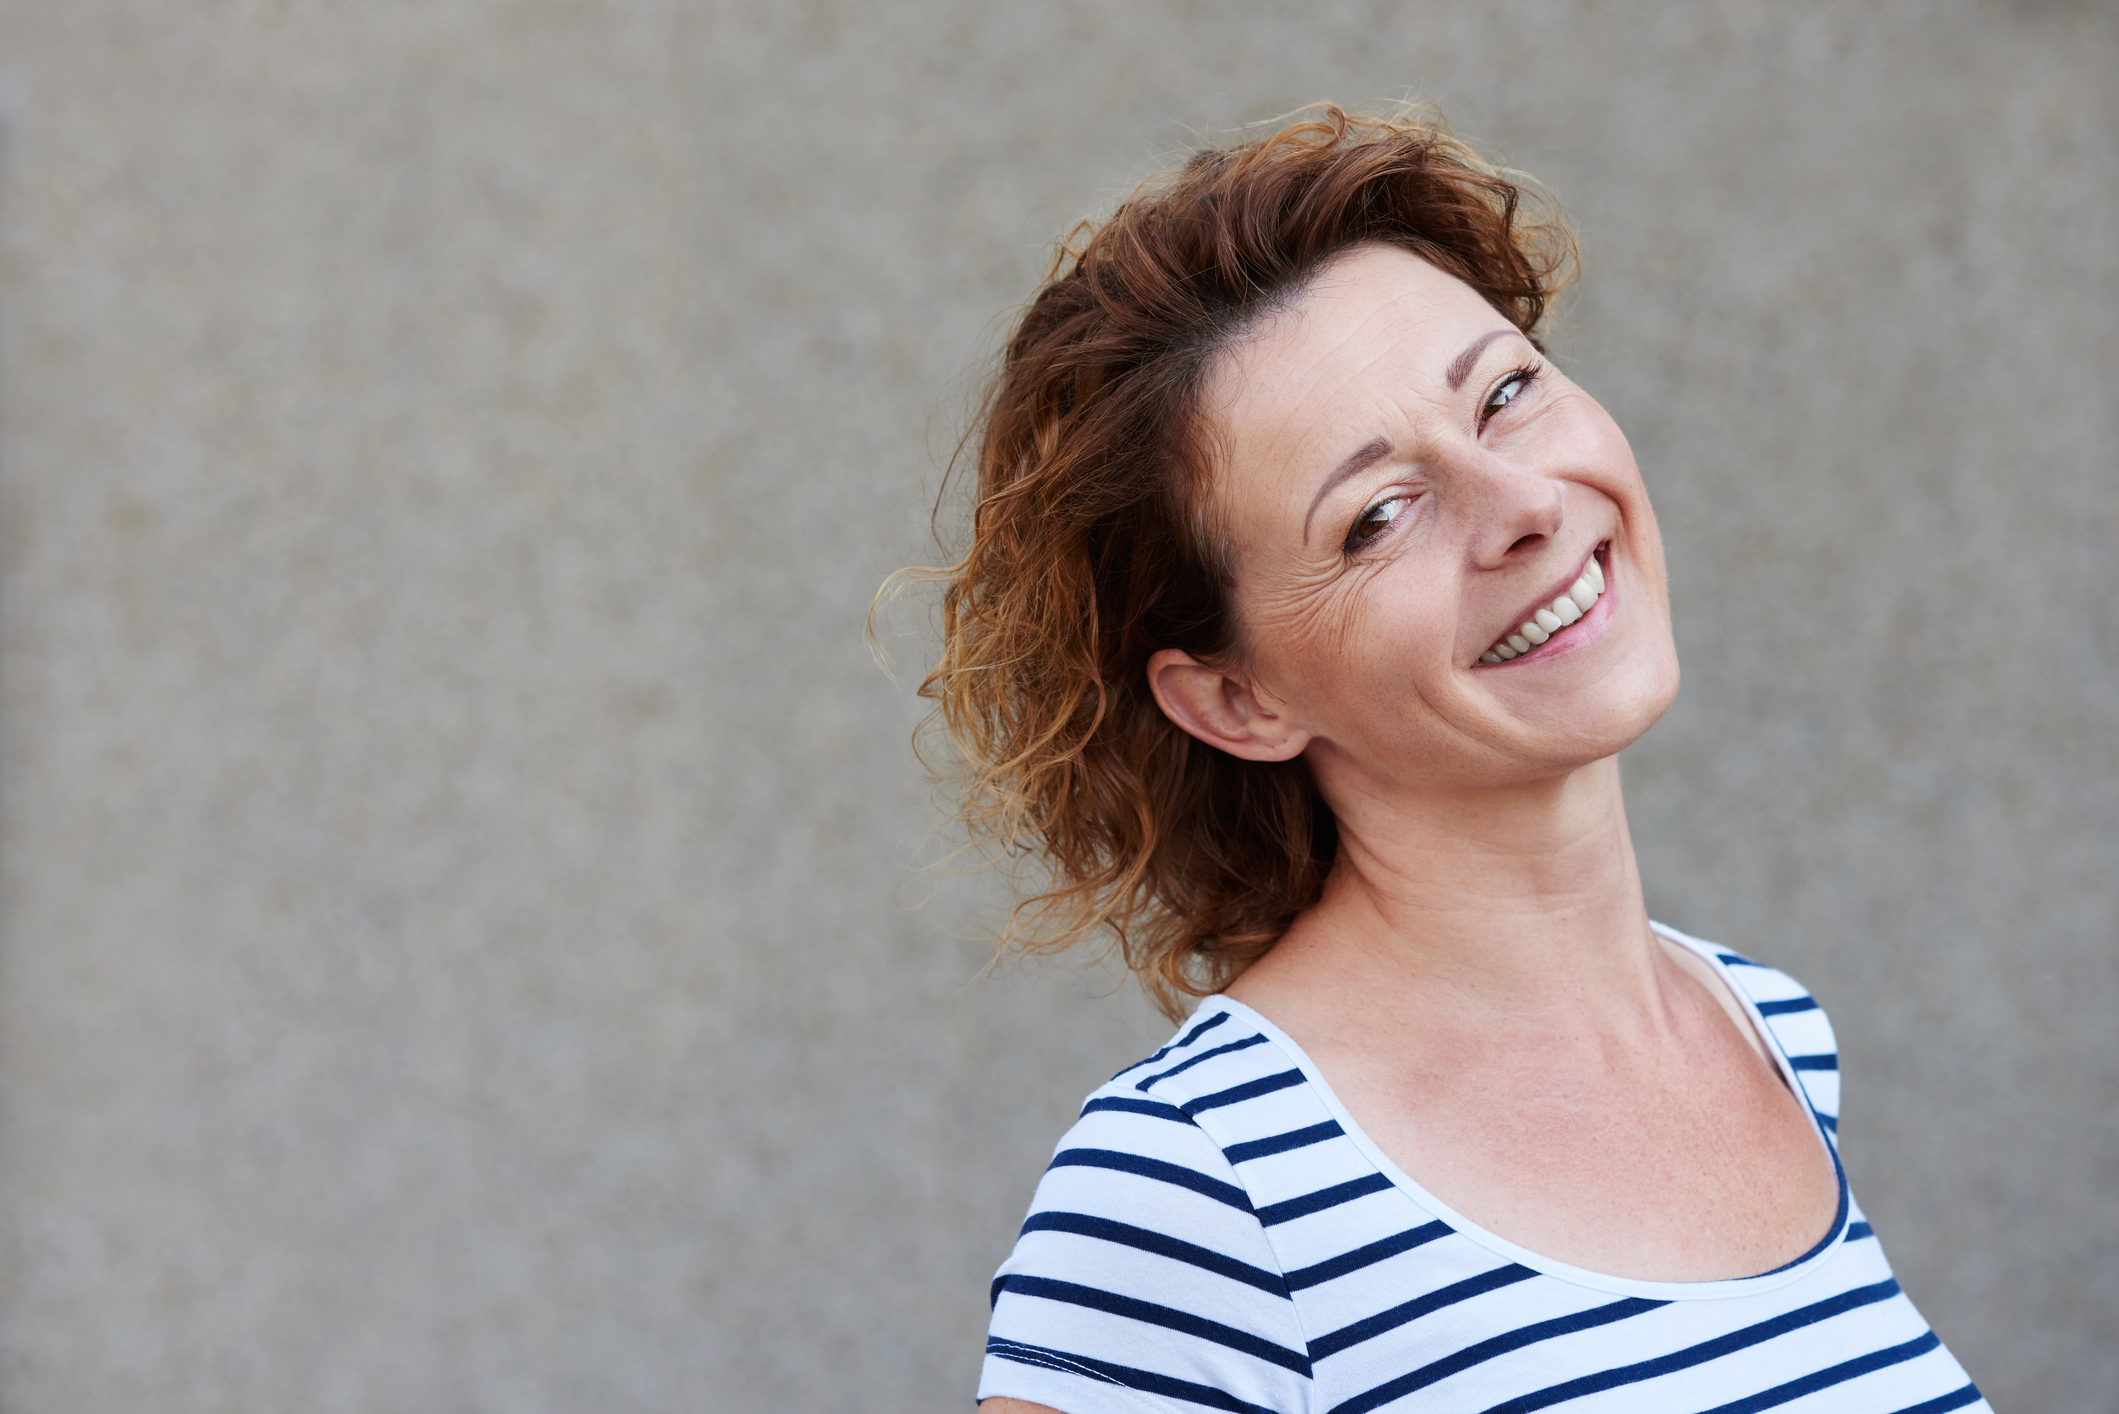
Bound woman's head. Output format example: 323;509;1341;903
915;106;1664;1018
1149;242;1679;815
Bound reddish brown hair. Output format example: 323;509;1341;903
906;106;1576;1020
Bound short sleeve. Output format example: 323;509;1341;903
979;1096;1313;1414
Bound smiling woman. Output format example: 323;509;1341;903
906;107;1987;1414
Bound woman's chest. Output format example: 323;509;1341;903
1322;1035;1842;1283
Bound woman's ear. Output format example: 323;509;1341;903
1146;648;1311;762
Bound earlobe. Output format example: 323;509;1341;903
1145;648;1311;762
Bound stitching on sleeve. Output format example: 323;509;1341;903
988;1339;1125;1386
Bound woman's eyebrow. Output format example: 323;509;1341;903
1447;328;1518;390
1303;435;1393;543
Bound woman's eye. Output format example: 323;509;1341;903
1346;495;1410;551
1481;367;1538;425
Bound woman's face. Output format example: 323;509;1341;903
1181;242;1680;795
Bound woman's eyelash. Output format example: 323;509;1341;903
1480;362;1544;425
1343;494;1413;555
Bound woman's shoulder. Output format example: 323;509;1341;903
982;1003;1319;1412
1041;1001;1298;1209
1075;1000;1343;1169
1030;998;1401;1252
1651;921;1844;1125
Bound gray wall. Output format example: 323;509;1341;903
0;2;2110;1410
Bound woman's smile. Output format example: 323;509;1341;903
1477;541;1613;666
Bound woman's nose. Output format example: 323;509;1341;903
1462;453;1566;568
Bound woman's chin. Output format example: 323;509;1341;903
1461;647;1680;786
1485;619;1680;760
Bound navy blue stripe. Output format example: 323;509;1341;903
1047;1148;1252;1212
1846;1221;1874;1241
1888;1383;1984;1414
1330;1296;1665;1414
1257;1172;1394;1227
1018;1211;1290;1298
1286;1220;1452;1291
985;1338;1285;1414
1225;1121;1344;1165
1080;1096;1197;1124
1108;1011;1231;1082
1754;996;1820;1016
1789;1053;1839;1071
1137;1034;1270;1090
1716;951;1764;967
1310;1264;1539;1360
1696;1331;1941;1414
998;1275;1312;1375
1480;1277;1903;1414
1819;1112;1840;1134
1182;1069;1307;1116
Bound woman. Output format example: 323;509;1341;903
917;108;1985;1414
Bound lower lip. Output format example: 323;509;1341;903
1474;551;1616;669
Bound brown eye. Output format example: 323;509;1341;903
1345;496;1409;552
1481;367;1538;426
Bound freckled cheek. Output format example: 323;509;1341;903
1564;408;1648;503
1318;594;1458;700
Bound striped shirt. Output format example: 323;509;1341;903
979;922;1985;1414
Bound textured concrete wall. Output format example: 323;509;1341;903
0;2;2109;1410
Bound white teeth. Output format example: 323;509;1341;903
1481;552;1610;662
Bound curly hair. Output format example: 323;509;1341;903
905;105;1578;1021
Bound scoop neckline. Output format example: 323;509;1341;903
1202;925;1851;1302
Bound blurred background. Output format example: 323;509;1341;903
0;2;2111;1410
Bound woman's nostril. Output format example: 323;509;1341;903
1506;533;1545;555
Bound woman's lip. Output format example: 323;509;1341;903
1473;543;1614;668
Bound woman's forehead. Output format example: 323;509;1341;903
1204;246;1520;495
1221;247;1506;401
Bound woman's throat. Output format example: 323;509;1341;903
1480;552;1606;663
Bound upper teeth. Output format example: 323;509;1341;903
1480;556;1605;663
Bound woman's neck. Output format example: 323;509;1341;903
1231;755;1661;1026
